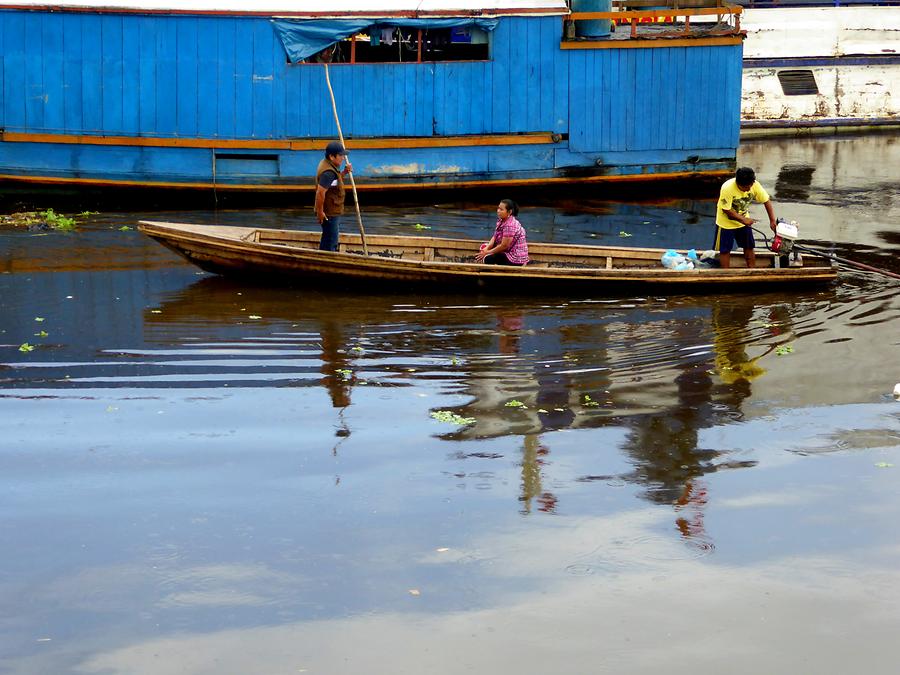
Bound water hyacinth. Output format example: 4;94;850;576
430;410;476;426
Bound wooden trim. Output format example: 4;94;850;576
290;134;561;149
1;132;292;149
569;6;740;20
1;131;561;150
0;168;731;192
417;29;423;63
559;35;743;49
0;5;569;17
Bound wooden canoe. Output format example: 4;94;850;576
138;221;838;291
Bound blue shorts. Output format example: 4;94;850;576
714;225;755;254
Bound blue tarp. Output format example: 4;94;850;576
272;18;499;63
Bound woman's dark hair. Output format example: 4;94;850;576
499;199;519;217
735;167;756;186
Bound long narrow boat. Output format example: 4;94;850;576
138;221;837;291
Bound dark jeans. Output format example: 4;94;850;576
320;216;340;252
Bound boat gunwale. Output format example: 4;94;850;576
138;220;838;283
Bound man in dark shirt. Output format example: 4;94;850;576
314;141;353;252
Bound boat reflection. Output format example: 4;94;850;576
143;277;818;536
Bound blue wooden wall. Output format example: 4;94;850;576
0;10;741;152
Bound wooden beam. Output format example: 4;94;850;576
569;6;741;19
559;36;743;49
0;5;569;18
1;131;562;150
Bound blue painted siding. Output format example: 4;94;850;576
155;18;177;135
0;11;740;145
215;19;236;137
567;45;741;154
2;11;26;129
175;18;199;138
41;14;64;133
122;18;141;134
23;14;42;131
0;9;741;185
137;18;155;133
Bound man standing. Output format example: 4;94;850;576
714;166;776;269
315;141;352;252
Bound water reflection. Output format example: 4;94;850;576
320;319;353;410
774;164;816;202
3;133;900;675
519;434;557;515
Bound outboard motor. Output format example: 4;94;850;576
771;218;798;255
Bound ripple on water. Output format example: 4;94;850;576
565;533;715;576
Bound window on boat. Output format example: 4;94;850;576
303;27;490;64
777;70;819;96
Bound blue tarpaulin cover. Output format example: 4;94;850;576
272;17;499;63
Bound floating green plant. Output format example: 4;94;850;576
40;209;76;231
430;410;476;425
775;344;794;356
505;400;525;408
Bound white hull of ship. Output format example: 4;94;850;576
740;7;900;137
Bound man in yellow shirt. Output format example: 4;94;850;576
714;167;776;269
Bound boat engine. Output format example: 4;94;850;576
771;219;798;255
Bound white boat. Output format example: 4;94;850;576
740;2;900;136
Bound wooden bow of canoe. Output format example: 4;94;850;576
137;221;838;292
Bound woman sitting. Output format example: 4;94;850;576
474;199;529;266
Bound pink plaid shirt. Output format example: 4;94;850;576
493;215;529;265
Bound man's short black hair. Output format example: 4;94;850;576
735;166;756;186
325;141;346;158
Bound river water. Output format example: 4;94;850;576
1;134;899;674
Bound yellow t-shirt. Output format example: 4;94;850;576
716;178;770;229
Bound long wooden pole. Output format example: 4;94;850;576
323;63;368;256
794;244;900;281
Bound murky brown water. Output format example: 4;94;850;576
1;134;900;674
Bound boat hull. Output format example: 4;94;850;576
139;221;838;292
0;9;741;193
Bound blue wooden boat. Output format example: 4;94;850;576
0;0;745;193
